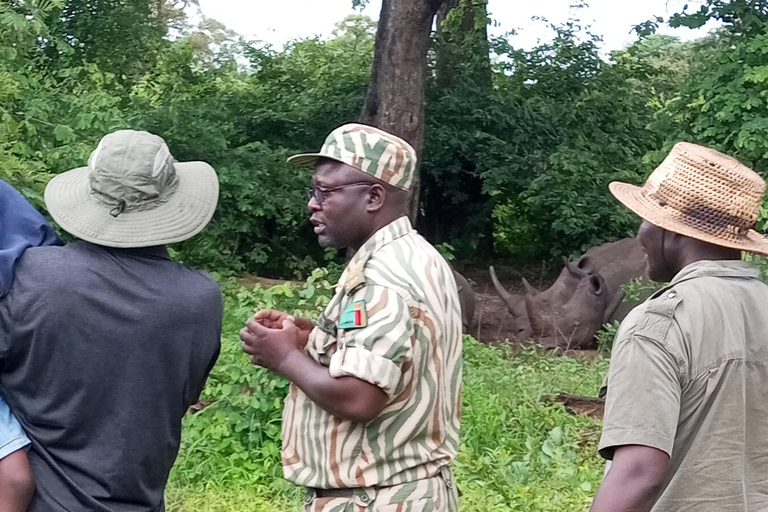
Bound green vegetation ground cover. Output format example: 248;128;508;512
165;277;609;511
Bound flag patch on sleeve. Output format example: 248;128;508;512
339;300;368;330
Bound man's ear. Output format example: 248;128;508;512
366;184;386;213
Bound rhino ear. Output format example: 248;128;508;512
522;277;539;296
589;275;604;296
578;256;595;274
565;256;595;277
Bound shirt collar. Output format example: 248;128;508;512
338;216;413;293
82;241;172;260
356;216;412;257
671;259;761;285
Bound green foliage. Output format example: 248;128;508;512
425;17;680;261
435;242;457;261
0;4;377;276
455;342;608;511
9;0;768;277
169;270;333;497
621;277;667;303
0;0;127;206
167;277;610;511
54;0;180;85
0;0;712;273
646;1;768;177
595;321;620;354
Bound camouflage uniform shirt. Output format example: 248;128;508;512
281;216;463;489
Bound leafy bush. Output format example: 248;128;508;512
646;1;768;177
595;321;620;354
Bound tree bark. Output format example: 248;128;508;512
359;0;444;222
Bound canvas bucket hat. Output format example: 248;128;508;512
610;141;768;256
287;123;417;191
45;130;219;248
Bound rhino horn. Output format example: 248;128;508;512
522;277;539;297
523;289;542;333
489;266;516;314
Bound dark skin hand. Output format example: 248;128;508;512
240;316;388;423
252;309;314;350
590;445;670;512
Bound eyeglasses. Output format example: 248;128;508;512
306;182;373;205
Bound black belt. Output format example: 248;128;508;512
310;487;357;498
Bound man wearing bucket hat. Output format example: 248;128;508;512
240;124;463;511
0;130;223;511
591;142;768;512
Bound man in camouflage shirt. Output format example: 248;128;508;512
240;124;463;511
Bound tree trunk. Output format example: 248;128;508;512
359;0;444;222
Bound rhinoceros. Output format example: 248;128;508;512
452;269;476;334
489;237;649;349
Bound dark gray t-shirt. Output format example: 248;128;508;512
0;242;222;512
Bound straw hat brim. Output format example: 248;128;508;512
610;181;768;256
45;162;219;249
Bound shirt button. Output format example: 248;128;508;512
360;494;370;503
304;492;313;504
667;291;677;299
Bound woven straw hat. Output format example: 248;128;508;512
287;123;417;191
610;142;768;256
45;130;219;248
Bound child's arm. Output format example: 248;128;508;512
0;449;34;512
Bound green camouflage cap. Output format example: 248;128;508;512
287;123;417;190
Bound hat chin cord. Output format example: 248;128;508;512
109;199;127;218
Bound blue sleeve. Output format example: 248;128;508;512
0;179;62;298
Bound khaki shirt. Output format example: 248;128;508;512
282;217;463;489
600;260;768;511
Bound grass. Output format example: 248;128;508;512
166;277;609;511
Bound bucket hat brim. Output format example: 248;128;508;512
610;181;768;256
45;161;219;248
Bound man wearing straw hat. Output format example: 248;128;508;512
0;130;223;511
240;123;462;511
591;142;768;512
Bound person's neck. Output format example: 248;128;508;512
675;246;742;273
